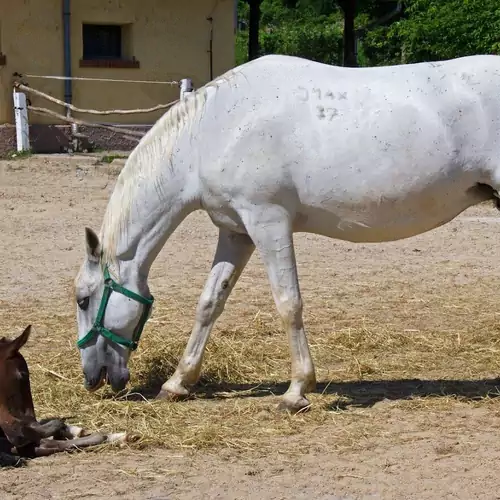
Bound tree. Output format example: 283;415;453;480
236;0;403;66
247;0;263;60
361;0;500;66
338;0;358;66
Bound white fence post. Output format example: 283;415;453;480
180;78;193;99
13;90;30;152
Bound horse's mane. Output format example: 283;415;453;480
99;70;239;268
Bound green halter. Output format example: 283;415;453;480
76;265;154;352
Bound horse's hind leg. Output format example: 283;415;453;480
243;206;316;413
158;228;255;399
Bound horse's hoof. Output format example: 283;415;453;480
277;396;312;414
155;389;190;401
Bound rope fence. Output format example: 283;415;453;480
12;72;180;85
11;74;194;152
28;106;145;140
14;83;180;116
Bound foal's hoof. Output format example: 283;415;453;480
155;389;190;402
0;452;25;468
277;396;312;414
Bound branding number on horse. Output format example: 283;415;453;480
316;105;339;121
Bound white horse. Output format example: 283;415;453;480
75;54;500;412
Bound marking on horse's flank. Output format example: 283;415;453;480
317;106;339;121
313;88;348;100
297;87;310;101
296;87;348;102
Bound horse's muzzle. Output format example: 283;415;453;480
106;365;130;393
83;366;107;392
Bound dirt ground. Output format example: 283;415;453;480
2;155;500;499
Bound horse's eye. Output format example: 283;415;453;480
77;297;90;311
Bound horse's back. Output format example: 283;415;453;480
233;53;500;86
196;55;500;242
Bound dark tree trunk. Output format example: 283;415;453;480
339;0;358;67
247;0;262;61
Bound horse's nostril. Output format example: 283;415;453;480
84;366;107;391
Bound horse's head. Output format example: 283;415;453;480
0;325;39;451
74;228;154;393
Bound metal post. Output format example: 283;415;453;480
180;78;194;99
13;91;30;152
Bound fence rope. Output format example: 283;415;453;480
13;72;180;85
14;83;179;116
11;74;194;150
28;106;144;141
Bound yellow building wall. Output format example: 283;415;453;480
0;0;235;125
0;0;64;124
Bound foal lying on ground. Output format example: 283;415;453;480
0;325;126;466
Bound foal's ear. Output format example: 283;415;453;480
0;325;31;359
10;325;31;354
85;227;101;262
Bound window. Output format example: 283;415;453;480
80;23;139;68
83;24;121;60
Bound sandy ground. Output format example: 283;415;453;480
2;155;500;499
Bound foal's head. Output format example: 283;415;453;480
0;325;38;450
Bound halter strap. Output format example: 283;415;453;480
77;266;154;351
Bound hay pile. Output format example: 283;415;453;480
2;275;500;455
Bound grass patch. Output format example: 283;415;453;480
100;154;128;164
5;149;33;160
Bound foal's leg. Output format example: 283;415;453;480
158;228;255;398
32;419;84;440
28;419;66;439
36;434;107;456
244;208;316;412
35;432;127;457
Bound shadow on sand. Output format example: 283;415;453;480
107;359;500;410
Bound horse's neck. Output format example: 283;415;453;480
104;152;200;278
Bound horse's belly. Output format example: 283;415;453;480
295;194;482;243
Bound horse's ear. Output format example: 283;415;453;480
85;227;101;262
0;325;31;360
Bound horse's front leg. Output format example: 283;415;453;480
244;206;317;413
157;228;255;399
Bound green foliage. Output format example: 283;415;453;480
235;28;249;66
260;14;343;65
237;0;345;65
362;0;500;66
237;0;500;67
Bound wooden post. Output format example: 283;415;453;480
13;91;30;152
180;78;193;99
